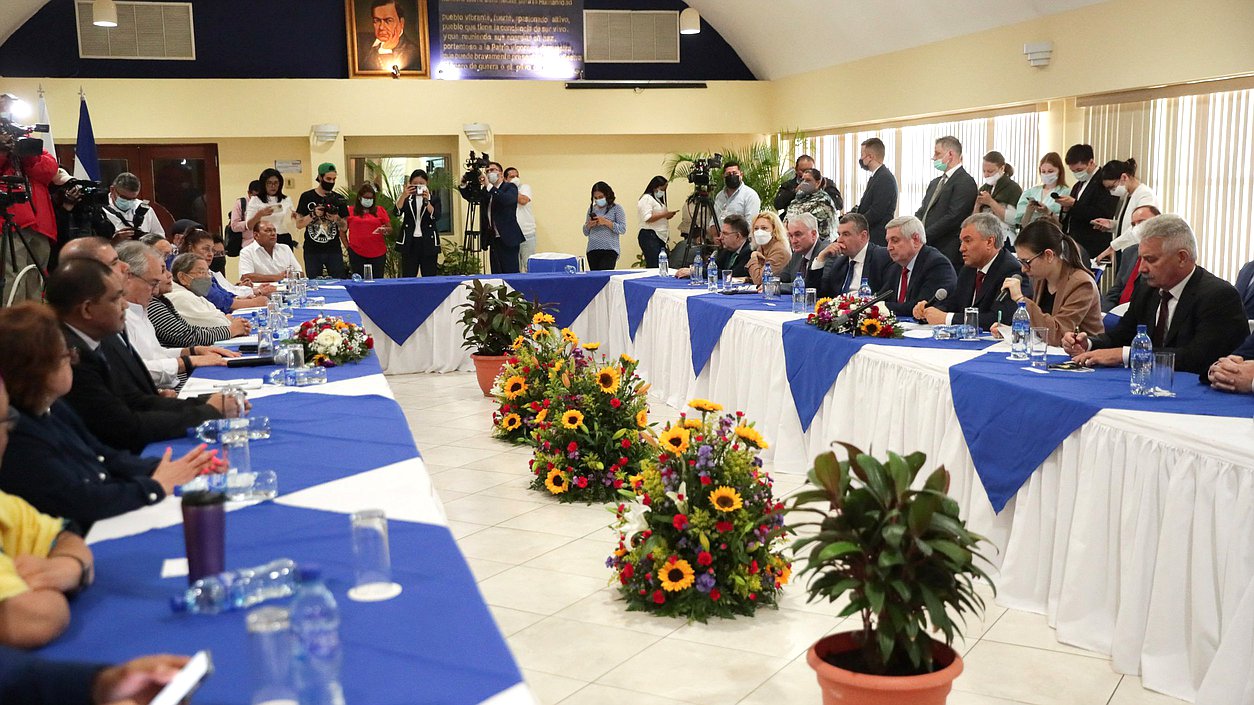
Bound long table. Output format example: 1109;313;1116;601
347;272;1254;705
38;285;534;705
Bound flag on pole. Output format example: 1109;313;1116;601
35;88;56;156
73;93;100;182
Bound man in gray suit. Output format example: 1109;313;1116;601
916;136;978;269
778;212;830;293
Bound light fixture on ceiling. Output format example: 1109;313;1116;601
463;123;492;143
1023;41;1054;68
310;123;340;143
93;0;118;28
679;7;700;35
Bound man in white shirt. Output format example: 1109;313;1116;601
505;167;537;270
712;161;760;238
239;222;301;283
103;172;165;242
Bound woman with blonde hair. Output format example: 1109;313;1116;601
747;210;790;286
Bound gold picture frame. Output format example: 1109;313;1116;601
346;0;430;78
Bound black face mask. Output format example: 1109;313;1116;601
858;158;870;171
210;255;227;274
319;179;335;192
724;174;741;190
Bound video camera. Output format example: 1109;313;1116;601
458;150;492;201
686;153;724;192
0;174;28;210
64;178;108;207
0;117;47;160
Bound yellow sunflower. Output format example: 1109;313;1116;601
511;335;527;350
815;297;832;311
544;468;570;494
535;408;548;424
635;409;649;428
561;410;584;429
503;375;527;400
688;398;723;413
860;318;883;337
733;425;769;449
659;558;696;592
560;327;579;345
682;418;703;430
531;327;552;340
532;312;555;326
620;353;637;365
596;366;621;394
500;413;522;431
658;426;691;455
778;562;792;586
709;486;744;513
584;342;601;351
627;472;644;488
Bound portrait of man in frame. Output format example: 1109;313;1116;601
347;0;430;77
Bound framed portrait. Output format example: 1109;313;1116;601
346;0;430;78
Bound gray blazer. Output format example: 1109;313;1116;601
779;236;831;292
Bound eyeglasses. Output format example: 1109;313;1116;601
129;272;161;289
1020;252;1044;269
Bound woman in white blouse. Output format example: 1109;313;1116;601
245;168;297;250
166;253;233;328
636;176;676;268
1093;157;1158;262
1008;152;1069;237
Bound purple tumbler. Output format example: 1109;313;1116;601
181;490;226;584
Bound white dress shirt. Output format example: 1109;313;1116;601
211;270;252;297
713;184;761;227
1116;265;1196;364
516;183;536;239
845;242;869;294
239;241;300;278
167;283;233;328
1108;184;1159;251
125;302;180;388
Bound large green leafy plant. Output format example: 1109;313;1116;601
788;444;992;676
661;133;805;208
456;280;541;356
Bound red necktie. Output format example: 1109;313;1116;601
1118;258;1141;305
974;271;986;303
1153;290;1172;347
898;267;910;303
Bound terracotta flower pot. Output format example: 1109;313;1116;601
471;354;507;397
807;631;963;705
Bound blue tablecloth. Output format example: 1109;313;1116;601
685;293;792;375
623;275;698;341
345;278;469;346
41;503;521;705
949;352;1254;512
306;284;354;305
782;320;998;432
527;255;578;273
499;270;627;329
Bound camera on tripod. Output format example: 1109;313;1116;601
458;150;491;200
0;118;46;160
686;153;724;193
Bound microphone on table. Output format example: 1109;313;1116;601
923;288;948;308
996;274;1027;303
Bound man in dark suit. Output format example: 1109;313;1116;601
465;162;523;274
916;213;1027;330
1235;259;1254;319
1101;205;1160;311
45;259;230;453
778;212;829;292
852;138;897;246
1205;330;1254;393
713;215;753;279
915;136;978;268
1065;215;1248;374
881;215;957;317
1058;144;1120;263
815;213;892;298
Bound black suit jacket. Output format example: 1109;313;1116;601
394;192;442;257
1232;331;1254;359
62;326;220;453
882;245;958;317
939;248;1030;330
1090;266;1248;374
487;182;524;248
1061;176;1120;261
715;241;753;279
854;166;898;246
0;644;102;705
916;166;978;265
816;242;892;299
779;236;831;292
2;401;163;534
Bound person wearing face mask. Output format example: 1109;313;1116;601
1091;158;1159;266
712;162;761;240
851;138;897;246
1057;144;1120;264
147;247;250;349
461;162;523;274
636;176;677;269
784;168;838;240
746;211;790;286
345;183;391;278
504;167;537;271
293;164;348;278
181;229;270;311
248;168;299;253
165;253;234;329
582;181;627;271
394;169;441;277
971;151;1022;223
916;136;979;269
1007;152;1068;237
102;172;165;242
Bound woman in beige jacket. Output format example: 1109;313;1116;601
747;211;791;286
994;220;1104;346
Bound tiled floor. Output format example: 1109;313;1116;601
388;372;1187;705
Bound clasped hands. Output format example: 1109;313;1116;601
1208;355;1254;394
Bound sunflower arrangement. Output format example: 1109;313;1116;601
528;348;654;503
490;318;582;444
608;399;790;621
807;293;903;338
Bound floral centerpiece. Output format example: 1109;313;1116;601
607;399;790;621
808;294;903;338
491;314;582;444
527;344;653;503
289;315;374;367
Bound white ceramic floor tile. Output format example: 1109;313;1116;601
983;608;1103;658
441;493;548;525
444;519;490;539
559;684;695;705
421;444;510;468
522;668;587;705
499;503;616;538
431;468;519;494
525;538;618;580
735;653;819;705
1108;676;1190;705
459;450;533;473
463;557;515;582
955;641;1121;705
508;616;661;681
477;477;547;503
456;526;574;564
946;692;1039;705
553;588;686;637
669;605;844;660
488;605;546;637
477;565;606;615
597;638;788;704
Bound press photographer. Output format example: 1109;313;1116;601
102;172;165;241
52;173;112;245
0;93;57;306
457;152;522;274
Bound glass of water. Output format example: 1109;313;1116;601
246;606;296;705
1150;351;1176;397
347;509;402;602
1029;327;1050;370
722;271;734;290
804;288;817;313
962;307;980;341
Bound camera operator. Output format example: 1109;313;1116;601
459;159;522;274
51;170;111;251
294;163;348;278
0;95;57;306
102;172;165;242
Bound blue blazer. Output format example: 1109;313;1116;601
487;182;524;248
882;245;957;317
816;242;892;298
1236;260;1254;319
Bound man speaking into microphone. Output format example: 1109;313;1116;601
914;212;1026;329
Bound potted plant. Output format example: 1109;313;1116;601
788;444;992;705
456;280;541;396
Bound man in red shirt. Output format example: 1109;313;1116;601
0;96;57;306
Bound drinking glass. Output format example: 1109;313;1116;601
962;308;980;341
221;418;252;475
804;288;817;313
1029;327;1050;370
722;271;734;290
246;606;297;705
1150;351;1176;397
363;264;374;282
347;509;403;602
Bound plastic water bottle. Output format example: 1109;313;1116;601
1009;301;1031;360
858;277;873;297
762;261;773;289
689;254;703;287
174;470;277;501
1130;324;1154;395
290;568;346;705
658;249;669;277
706;255;719;291
791;272;805;313
170;558;298;615
193;416;271;443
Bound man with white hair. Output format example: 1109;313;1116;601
882;215;956;317
1064;214;1247;373
915;212;1026;329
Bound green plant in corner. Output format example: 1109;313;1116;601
662;132;805;208
439;238;482;276
455;279;542;356
787;443;992;677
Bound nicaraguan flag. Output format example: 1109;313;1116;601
73;96;99;181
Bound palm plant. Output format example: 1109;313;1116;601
661;132;806;207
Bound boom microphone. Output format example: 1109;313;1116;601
831;288;896;329
995;274;1026;302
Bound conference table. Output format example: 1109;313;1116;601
38;285;534;705
343;270;1254;705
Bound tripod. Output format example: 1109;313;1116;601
0;207;47;306
672;190;716;268
461;195;490;274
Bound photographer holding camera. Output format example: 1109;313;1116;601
0;94;58;306
102;172;165;241
52;171;112;248
294;164;348;278
458;156;522;274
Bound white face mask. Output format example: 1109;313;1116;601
982;172;1002;187
510;177;520;185
1110;184;1128;198
752;229;773;246
360;198;374;208
1040;171;1058;186
1071;169;1090;182
654;190;665;200
487;171;501;185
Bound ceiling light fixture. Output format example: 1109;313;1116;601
93;0;118;28
679;8;700;35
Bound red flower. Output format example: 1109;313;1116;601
622;563;634;580
697;551;713;566
567;441;578;452
715;521;733;533
700;476;712;486
575;476;588;488
749;593;757;601
749;560;760;574
610;398;622;409
612;479;623;489
365;336;375;348
672;514;689;531
618;456;628;466
653;590;666;604
621;439;631;449
709;588;721;601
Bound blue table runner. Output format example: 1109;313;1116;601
345;277;469;346
685;293;792;376
623;275;698;341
